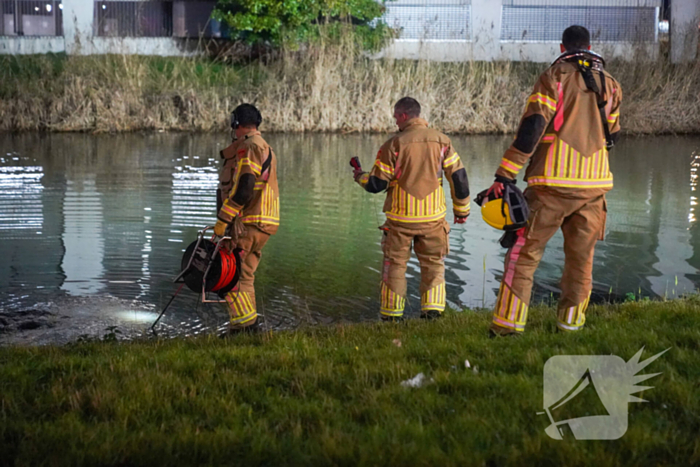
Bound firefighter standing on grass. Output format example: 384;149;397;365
215;104;280;333
351;97;471;320
486;26;622;335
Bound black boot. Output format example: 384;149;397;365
380;315;404;323
220;320;262;338
420;310;442;320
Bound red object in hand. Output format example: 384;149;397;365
350;157;364;179
350;157;362;171
486;181;504;198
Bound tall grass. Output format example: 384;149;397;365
1;38;699;134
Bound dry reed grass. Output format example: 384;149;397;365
1;38;699;134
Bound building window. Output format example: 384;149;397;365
0;1;63;36
500;1;661;42
383;0;472;41
94;1;173;37
93;0;218;38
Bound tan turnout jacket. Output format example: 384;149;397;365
218;130;279;235
497;53;622;198
358;118;471;223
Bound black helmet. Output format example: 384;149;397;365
231;103;262;129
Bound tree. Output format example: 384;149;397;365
212;0;391;50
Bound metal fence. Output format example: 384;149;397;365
94;1;173;37
500;1;661;42
383;0;472;41
93;0;217;38
0;0;63;36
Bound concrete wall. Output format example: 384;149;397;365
670;0;700;63
380;40;660;63
0;37;65;54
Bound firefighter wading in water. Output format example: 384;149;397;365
352;97;471;320
214;104;280;333
487;26;622;335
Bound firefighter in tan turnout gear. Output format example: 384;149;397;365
352;97;471;320
487;26;622;335
214;104;280;332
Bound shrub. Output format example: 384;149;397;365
212;0;392;50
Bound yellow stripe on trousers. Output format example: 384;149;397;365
492;283;528;332
421;283;446;312
556;293;590;332
226;291;257;325
380;281;405;317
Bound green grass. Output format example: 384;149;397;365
1;299;699;466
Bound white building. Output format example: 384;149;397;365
0;0;697;62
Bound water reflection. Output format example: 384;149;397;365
0;133;699;340
62;176;105;295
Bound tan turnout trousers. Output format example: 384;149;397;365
380;219;450;318
492;188;606;334
224;226;270;328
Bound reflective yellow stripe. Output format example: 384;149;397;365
241;215;280;225
492;283;529;332
454;203;470;214
220;199;241;218
386;185;446;223
374;160;394;177
531;139;613;189
443;152;459;168
527;176;613;189
356;173;370;187
380;281;405;315
499;158;523;174
385;210;446;223
421;283;446;311
227;291;258;325
240;158;262;176
528;93;557;111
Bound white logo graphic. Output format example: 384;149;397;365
540;347;669;440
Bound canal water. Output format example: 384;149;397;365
1;132;699;344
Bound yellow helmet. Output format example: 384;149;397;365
475;183;529;231
481;197;514;230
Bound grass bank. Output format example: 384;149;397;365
1;43;699;134
1;299;699;465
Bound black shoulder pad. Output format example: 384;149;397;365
513;114;547;154
231;173;256;205
451;168;470;199
365;176;388;194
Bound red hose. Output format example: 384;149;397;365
212;249;237;292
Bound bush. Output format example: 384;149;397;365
212;0;392;50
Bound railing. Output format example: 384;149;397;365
0;0;63;36
382;0;663;44
93;0;217;38
500;0;662;42
384;0;472;41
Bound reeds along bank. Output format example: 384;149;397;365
0;42;699;134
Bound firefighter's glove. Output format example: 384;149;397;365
214;218;229;237
454;214;469;225
484;175;512;200
495;175;516;185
